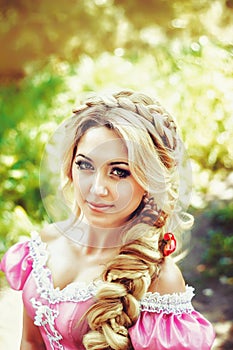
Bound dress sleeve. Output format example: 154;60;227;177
128;286;215;350
0;240;33;290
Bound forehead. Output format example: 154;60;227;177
76;126;128;162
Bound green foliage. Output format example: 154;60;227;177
1;0;233;79
203;230;233;277
206;201;233;225
0;11;232;290
201;202;233;281
0;68;65;258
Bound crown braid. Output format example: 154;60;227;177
73;90;178;156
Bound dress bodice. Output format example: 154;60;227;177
0;232;215;350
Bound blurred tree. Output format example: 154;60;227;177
0;69;65;255
0;0;232;80
0;0;232;263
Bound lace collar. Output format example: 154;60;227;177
29;231;194;313
29;231;103;304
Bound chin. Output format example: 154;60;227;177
88;217;124;229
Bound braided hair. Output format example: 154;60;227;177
83;224;163;350
60;90;193;349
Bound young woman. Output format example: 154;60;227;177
1;90;215;349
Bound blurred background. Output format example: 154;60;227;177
0;0;232;349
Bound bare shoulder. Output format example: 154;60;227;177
40;218;77;244
40;222;61;243
149;257;186;295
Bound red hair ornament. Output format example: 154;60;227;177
163;233;177;256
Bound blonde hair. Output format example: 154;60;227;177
60;89;193;349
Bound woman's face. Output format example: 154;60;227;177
71;126;145;228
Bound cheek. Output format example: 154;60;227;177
72;171;90;198
114;181;141;208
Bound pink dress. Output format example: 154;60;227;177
0;232;215;350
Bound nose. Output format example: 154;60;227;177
90;172;108;196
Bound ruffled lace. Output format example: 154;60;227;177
29;231;102;304
29;232;195;313
140;286;194;314
29;232;102;350
28;232;196;349
31;298;63;349
1;232;214;350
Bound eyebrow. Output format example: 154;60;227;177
76;154;129;166
76;153;92;161
109;161;129;166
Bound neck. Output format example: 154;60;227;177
61;216;125;254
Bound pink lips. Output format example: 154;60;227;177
87;201;114;213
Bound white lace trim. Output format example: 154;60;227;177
28;232;195;348
140;286;195;314
28;231;101;350
31;298;63;350
29;231;101;304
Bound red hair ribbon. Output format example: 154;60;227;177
163;233;177;256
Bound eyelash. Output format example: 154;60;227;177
75;160;94;171
111;167;131;179
75;161;131;179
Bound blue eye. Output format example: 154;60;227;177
75;160;94;171
111;167;131;179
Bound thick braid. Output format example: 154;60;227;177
73;90;181;349
83;225;163;350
